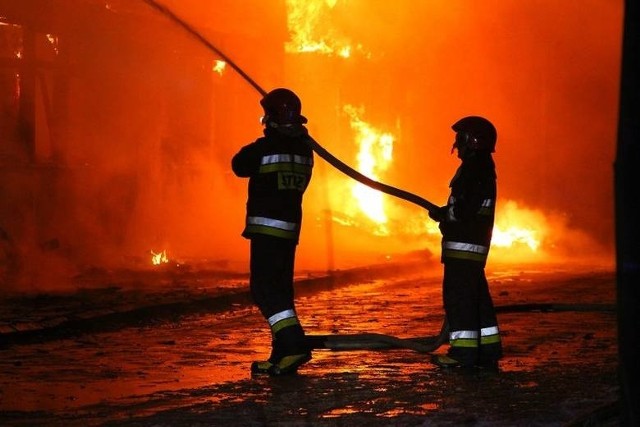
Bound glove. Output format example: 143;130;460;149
428;206;448;222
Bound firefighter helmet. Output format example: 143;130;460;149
451;116;497;152
260;88;307;126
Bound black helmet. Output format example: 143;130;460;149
260;88;308;126
451;116;497;152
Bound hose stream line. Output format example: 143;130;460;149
141;0;613;354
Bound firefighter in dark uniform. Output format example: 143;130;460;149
232;88;314;376
429;116;503;370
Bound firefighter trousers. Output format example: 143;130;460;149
442;259;503;366
249;235;307;359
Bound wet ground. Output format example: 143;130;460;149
0;261;619;426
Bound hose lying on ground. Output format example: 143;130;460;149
307;320;450;353
306;303;615;352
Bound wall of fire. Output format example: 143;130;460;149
0;1;623;291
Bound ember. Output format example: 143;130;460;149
212;60;225;75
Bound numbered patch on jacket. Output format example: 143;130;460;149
278;172;308;191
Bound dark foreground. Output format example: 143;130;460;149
0;262;619;426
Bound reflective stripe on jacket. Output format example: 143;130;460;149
439;153;496;265
232;127;313;242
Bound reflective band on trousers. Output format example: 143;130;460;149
247;216;298;231
481;325;501;345
449;329;479;348
450;330;479;340
443;241;489;255
268;309;296;326
261;154;314;166
481;326;499;336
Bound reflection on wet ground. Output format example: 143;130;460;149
0;263;619;426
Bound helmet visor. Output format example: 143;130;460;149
452;132;471;153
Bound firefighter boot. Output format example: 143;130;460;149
268;323;311;376
431;354;465;368
431;354;476;373
268;353;312;376
251;360;275;375
251;340;280;376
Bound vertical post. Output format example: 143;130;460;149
615;1;640;425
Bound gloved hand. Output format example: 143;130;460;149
428;206;448;222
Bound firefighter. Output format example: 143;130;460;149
232;88;314;376
428;116;503;370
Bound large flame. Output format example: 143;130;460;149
344;105;394;234
284;0;362;58
493;200;541;251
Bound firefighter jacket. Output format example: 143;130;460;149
438;152;496;265
232;126;313;243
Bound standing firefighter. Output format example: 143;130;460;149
428;116;503;370
232;88;314;376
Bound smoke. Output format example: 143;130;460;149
0;0;622;291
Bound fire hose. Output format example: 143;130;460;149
141;0;616;354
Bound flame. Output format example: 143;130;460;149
150;249;169;265
493;225;540;251
492;200;542;251
344;105;394;234
212;60;226;75
284;0;362;58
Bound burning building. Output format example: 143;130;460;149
0;0;622;292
